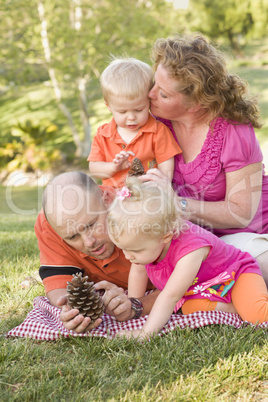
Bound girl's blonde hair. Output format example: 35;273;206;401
151;34;262;128
107;177;182;241
101;57;154;103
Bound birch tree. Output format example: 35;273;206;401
1;0;182;158
38;0;90;157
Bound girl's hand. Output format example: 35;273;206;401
113;151;135;171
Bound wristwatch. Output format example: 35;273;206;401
129;297;143;319
180;198;188;213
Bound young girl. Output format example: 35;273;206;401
107;178;268;340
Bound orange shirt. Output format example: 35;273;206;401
88;114;181;188
35;187;155;294
35;210;132;293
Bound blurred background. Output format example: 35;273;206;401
0;0;267;213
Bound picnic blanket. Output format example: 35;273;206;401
5;296;268;341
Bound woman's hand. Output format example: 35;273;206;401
139;168;170;188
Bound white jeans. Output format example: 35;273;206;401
221;232;268;258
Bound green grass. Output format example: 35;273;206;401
0;210;267;400
0;184;44;215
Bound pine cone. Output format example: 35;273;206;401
128;157;145;177
148;158;157;170
67;273;104;322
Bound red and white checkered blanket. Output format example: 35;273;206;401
5;296;268;341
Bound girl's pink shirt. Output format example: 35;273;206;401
145;222;261;310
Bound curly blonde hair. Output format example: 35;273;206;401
107;177;182;241
151;34;262;128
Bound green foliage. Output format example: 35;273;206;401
0;0;184;155
188;0;268;52
13;119;58;145
0;119;62;172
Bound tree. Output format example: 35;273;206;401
1;0;185;158
187;0;268;53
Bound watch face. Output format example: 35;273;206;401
130;298;142;310
181;199;187;211
129;298;143;319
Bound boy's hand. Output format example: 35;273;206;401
113;151;135;171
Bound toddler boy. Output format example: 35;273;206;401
88;57;180;188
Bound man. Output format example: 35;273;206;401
35;171;158;333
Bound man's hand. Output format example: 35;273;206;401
94;281;133;322
58;296;102;333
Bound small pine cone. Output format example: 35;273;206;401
148;158;157;170
67;273;104;322
128;157;145;177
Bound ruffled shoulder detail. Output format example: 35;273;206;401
173;118;228;196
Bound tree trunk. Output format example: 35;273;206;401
38;1;85;157
71;0;92;157
77;77;91;156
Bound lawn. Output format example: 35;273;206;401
0;194;268;400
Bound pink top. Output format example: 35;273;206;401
145;222;261;311
159;117;268;236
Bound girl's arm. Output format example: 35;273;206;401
128;263;148;298
158;157;174;181
127;246;209;339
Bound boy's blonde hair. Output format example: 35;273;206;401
108;177;182;241
101;57;154;103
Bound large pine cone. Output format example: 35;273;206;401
67;273;104;322
128;157;145;177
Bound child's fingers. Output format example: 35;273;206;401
113;151;135;164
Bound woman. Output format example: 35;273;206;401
144;33;268;285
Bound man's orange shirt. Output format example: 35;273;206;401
88;114;181;188
35;209;134;293
35;196;156;294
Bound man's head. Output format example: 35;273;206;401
43;171;115;259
